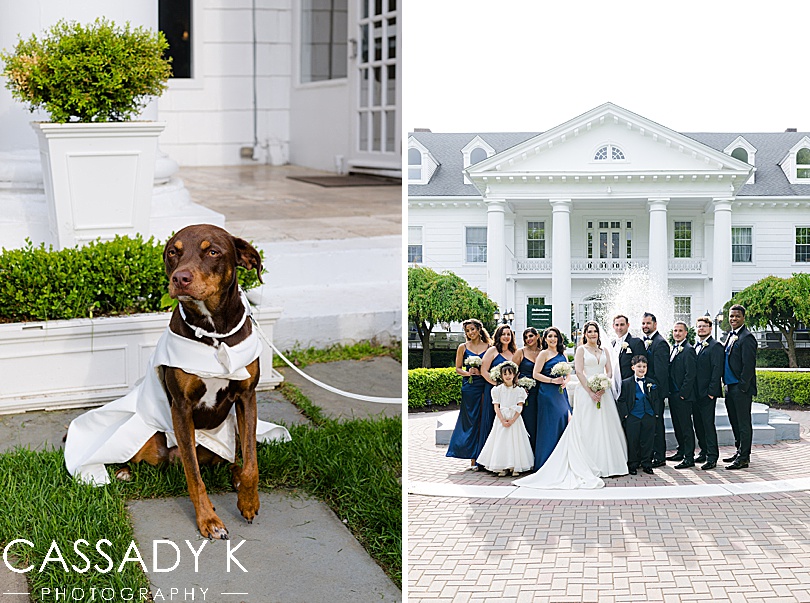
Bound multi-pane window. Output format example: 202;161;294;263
527;297;545;305
300;0;348;83
527;222;546;259
593;145;625;161
674;296;691;324
674;222;692;258
466;227;487;263
408;226;422;263
732;227;752;263
626;221;633;258
586;220;631;259
798;148;810;179
797;227;810;262
408;147;422;181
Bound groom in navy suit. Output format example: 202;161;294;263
641;312;670;467
617;355;662;475
723;304;758;470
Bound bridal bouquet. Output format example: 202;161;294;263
550;362;572;393
463;356;482;383
517;377;536;393
587;373;611;409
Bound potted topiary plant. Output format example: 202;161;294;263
1;18;172;249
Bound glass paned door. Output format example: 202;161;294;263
597;221;623;259
349;0;400;175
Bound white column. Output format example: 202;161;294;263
712;198;734;313
486;199;507;310
647;198;669;295
551;199;572;338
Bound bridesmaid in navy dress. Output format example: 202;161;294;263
478;323;517;462
512;327;541;456
446;319;492;469
531;326;573;470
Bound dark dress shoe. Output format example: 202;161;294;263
651;460;666;468
673;460;695;469
722;453;739;463
628;468;638;475
642;466;654;475
726;459;749;470
666;453;684;461
694;454;707;463
701;461;717;470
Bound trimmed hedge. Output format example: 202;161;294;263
408;367;461;409
0;236;262;322
754;371;810;407
756;348;810;368
407;349;457;370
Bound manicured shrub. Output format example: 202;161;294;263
1;18;171;122
407;349;457;370
0;236;263;322
408;367;461;409
754;370;810;407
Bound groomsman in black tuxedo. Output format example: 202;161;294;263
693;316;724;470
640;312;670;467
723;304;758;470
667;321;697;468
612;314;646;380
617;355;662;475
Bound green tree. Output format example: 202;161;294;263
721;273;810;368
408;266;498;368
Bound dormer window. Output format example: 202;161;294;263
407;137;439;185
593;144;625;161
724;136;756;184
797;148;810;179
461;136;496;184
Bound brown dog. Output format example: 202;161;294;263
127;224;264;539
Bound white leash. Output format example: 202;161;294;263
249;315;402;405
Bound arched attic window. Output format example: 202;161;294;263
731;147;748;163
408;147;423;181
798;148;810;179
594;144;625;161
470;147;488;165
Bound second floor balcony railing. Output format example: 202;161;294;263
515;257;706;274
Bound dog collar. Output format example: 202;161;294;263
178;290;251;346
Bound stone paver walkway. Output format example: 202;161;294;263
408;409;810;602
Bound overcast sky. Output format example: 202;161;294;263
404;1;810;134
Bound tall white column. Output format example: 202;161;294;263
551;199;572;338
486;199;507;311
712;198;734;313
647;198;669;295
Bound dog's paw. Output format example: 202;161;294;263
237;494;260;524
198;517;229;540
115;467;132;481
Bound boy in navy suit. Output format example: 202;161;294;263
617;355;663;475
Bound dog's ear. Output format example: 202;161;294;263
233;237;263;284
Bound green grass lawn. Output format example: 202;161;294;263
0;343;402;600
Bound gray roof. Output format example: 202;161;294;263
409;130;810;198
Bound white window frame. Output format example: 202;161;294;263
590;142;628;164
407;137;438;185
408;226;423;264
731;225;754;264
673;220;693;259
673;296;692;325
779;136;810;184
723;136;756;184
461;136;496;183
464;225;488;264
795;225;810;264
164;0;205;90
526;220;546;259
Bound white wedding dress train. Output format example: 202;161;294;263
513;347;628;489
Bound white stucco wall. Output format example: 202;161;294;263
289;79;350;172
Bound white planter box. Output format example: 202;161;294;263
0;306;284;414
33;121;165;249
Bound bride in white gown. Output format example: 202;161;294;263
513;321;628;489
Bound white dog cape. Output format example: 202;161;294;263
64;327;291;485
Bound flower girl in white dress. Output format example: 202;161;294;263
476;362;534;477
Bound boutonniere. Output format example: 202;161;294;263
675;343;683;354
647;383;656;392
621;342;632;354
700;340;709;349
728;334;738;347
644;339;651;349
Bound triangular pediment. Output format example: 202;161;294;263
467;103;752;182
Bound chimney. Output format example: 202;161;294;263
786;128;797;132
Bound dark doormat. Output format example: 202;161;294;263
287;174;400;187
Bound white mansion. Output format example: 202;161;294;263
408;103;810;337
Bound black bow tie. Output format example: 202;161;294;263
636;378;645;384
